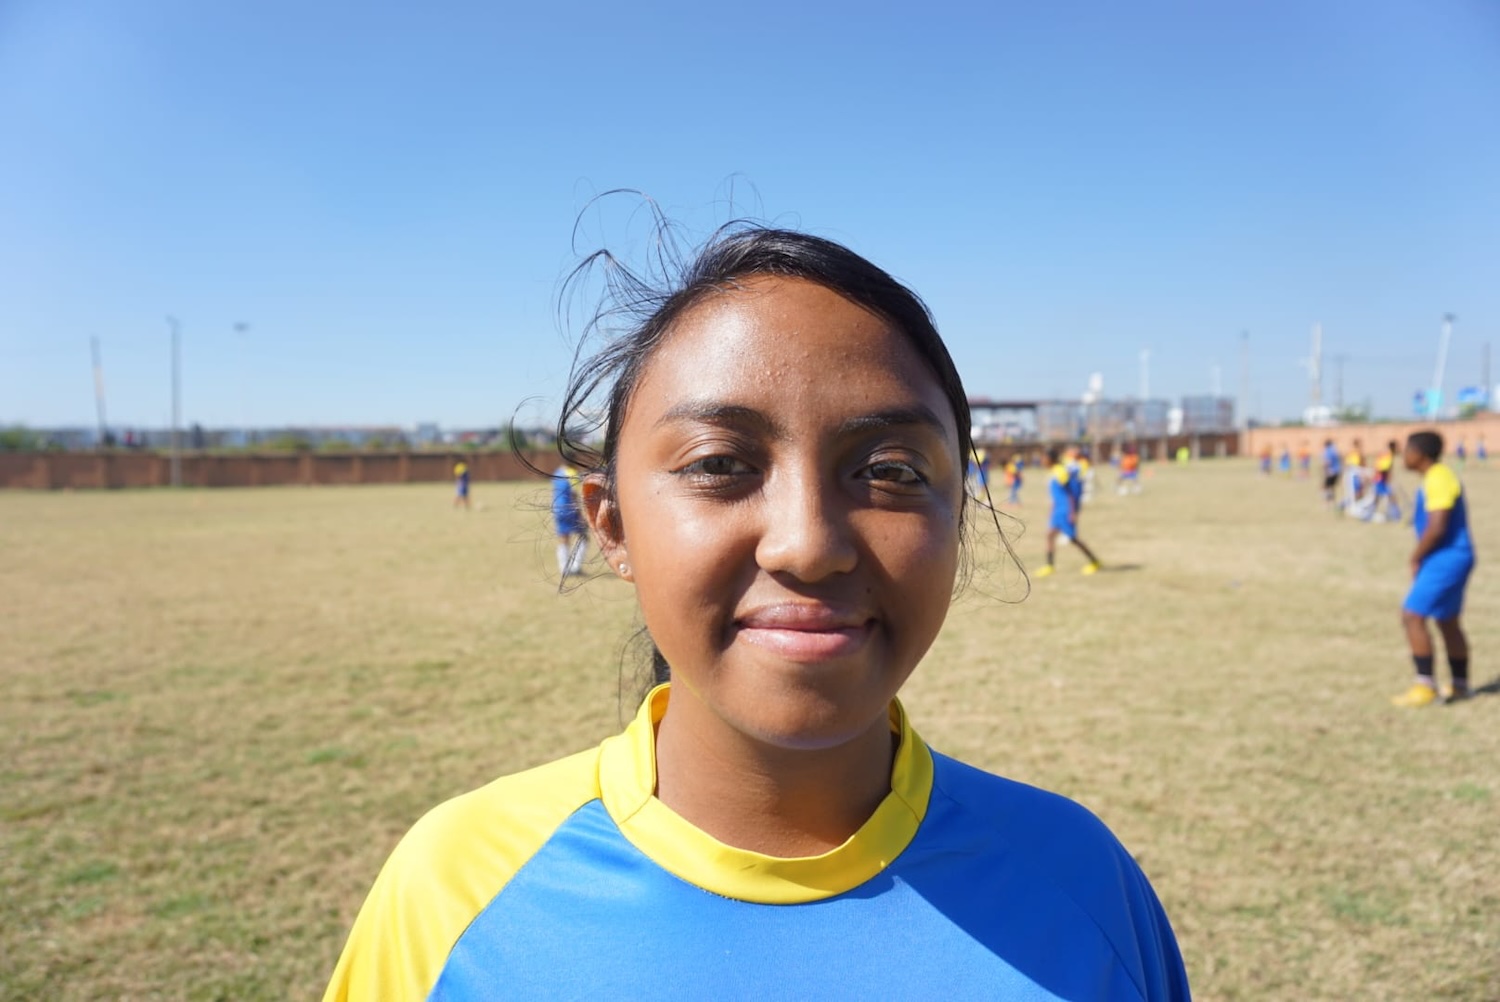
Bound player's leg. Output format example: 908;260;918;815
1393;604;1439;706
556;532;571;577
566;530;588;576
1037;528;1058;577
1072;535;1102;573
1435;617;1470;702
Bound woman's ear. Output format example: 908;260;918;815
582;474;630;579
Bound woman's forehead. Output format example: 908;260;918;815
633;276;954;419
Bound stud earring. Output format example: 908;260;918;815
618;563;630;578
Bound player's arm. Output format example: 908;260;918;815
1412;507;1449;565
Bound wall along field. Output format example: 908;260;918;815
2;460;1496;1000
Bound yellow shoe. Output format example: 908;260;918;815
1390;683;1437;708
1035;565;1055;578
1081;562;1100;575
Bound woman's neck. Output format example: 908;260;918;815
653;701;896;858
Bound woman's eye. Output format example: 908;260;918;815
865;460;924;485
682;455;752;477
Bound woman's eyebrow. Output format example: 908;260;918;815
837;405;950;438
654;401;781;436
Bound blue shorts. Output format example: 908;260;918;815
553;506;585;536
1049;511;1077;539
1374;481;1391;497
1404;554;1474;620
456;481;470;497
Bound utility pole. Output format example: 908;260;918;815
168;316;182;486
90;337;108;447
1332;354;1348;411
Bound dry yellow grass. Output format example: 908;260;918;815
2;460;1496;1000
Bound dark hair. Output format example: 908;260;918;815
1387;440;1399;452
554;217;986;691
1046;446;1061;464
1406;430;1443;462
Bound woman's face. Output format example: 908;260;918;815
596;275;963;751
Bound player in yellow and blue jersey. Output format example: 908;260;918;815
551;462;587;577
324;226;1187;1000
1392;430;1476;707
1370;440;1402;523
451;461;471;510
1036;446;1102;577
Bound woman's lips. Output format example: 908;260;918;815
734;604;874;662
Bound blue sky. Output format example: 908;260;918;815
2;0;1497;430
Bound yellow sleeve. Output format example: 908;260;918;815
322;749;600;1002
1423;465;1462;512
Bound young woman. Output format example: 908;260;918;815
323;226;1189;1000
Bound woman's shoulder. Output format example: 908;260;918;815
395;745;602;870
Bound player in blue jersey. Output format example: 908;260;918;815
1321;439;1341;506
324;226;1188;1001
1035;446;1102;577
451;461;470;509
1392;430;1477;707
551;462;587;577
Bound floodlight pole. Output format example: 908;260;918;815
1239;330;1249;430
90;336;108;447
1431;313;1454;418
168;315;182;486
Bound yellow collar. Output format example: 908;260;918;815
597;684;933;904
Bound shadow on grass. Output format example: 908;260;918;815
1466;675;1500;699
1099;563;1143;573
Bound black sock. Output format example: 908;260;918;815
1449;658;1469;687
1412;655;1435;683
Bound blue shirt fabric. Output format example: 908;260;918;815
1413;463;1474;561
325;686;1190;1001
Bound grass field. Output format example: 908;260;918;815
3;460;1497;1001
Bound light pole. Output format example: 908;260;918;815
91;336;108;447
167;316;181;486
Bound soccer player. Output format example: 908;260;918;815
1117;443;1142;495
452;460;471;510
323;227;1187;999
1278;444;1292;476
1321;438;1342;506
1258;444;1272;476
551;462;587;577
1037;446;1102;577
1392;430;1476;707
1344;438;1366;507
1297;440;1312;479
1371;440;1402;523
1003;454;1023;505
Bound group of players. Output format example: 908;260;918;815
966;443;1143;576
1258;431;1482;707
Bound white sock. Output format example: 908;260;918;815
557;543;569;575
567;543;585;575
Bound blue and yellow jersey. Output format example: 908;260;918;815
1374;452;1394;483
1323;444;1341;474
1414;463;1473;559
453;462;468;479
551;464;580;512
1048;463;1075;511
325;685;1188;1001
1344;449;1363;469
